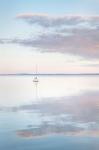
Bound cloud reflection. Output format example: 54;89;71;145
1;91;99;138
16;123;99;138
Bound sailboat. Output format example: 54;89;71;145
33;65;39;82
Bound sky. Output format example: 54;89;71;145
0;0;99;74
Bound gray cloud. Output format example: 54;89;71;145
1;27;99;58
1;14;99;58
16;13;99;28
0;39;6;44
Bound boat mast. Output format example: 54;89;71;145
36;64;38;76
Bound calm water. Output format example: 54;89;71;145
0;75;99;150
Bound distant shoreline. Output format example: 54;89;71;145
0;73;99;76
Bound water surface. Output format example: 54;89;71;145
0;75;99;150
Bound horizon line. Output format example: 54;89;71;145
0;73;99;76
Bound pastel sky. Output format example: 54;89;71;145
0;0;99;74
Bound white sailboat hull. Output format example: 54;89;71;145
33;77;39;82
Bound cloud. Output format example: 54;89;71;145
16;13;99;28
1;14;99;58
0;39;6;44
1;27;99;58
